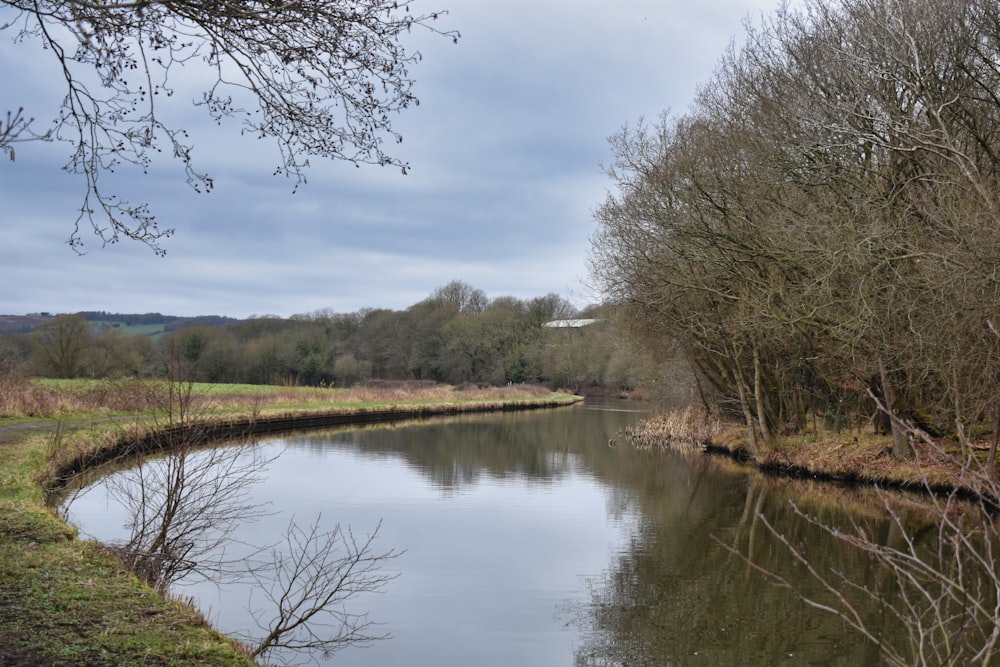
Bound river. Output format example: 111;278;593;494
63;401;927;666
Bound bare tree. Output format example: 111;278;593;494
83;327;143;378
103;439;274;593
243;517;401;665
1;0;459;253
590;0;1000;459
31;314;92;378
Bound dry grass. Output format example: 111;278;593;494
624;406;722;449
752;429;987;493
0;374;80;418
0;376;174;418
349;380;551;402
0;377;555;420
628;410;987;496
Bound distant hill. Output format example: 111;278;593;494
0;312;240;336
0;314;53;334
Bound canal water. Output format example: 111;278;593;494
63;402;910;666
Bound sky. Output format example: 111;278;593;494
1;0;774;319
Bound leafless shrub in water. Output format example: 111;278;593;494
625;407;721;450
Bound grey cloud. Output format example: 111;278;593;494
1;0;774;318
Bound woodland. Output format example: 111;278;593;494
591;0;1000;461
0;281;659;396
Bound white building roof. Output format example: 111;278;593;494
542;319;601;328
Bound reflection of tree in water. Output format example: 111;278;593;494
68;438;400;665
375;416;571;489
241;516;401;665
281;406;964;666
565;471;903;667
757;492;1000;666
296;409;613;490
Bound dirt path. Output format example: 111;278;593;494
0;421;64;443
0;417;135;445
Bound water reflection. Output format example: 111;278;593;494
62;403;948;666
566;470;891;666
298;419;568;489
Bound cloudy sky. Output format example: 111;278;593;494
1;1;774;319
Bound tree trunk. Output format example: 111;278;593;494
989;411;999;480
879;360;912;459
753;344;773;444
731;346;759;454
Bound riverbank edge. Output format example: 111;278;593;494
44;394;584;489
687;425;986;502
0;393;582;666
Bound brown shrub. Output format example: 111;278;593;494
625;407;721;449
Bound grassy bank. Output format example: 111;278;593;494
0;380;580;666
626;407;989;498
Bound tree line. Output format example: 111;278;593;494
590;0;1000;459
1;281;655;394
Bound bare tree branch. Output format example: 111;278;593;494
104;439;276;592
1;0;459;253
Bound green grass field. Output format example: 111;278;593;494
89;321;170;337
